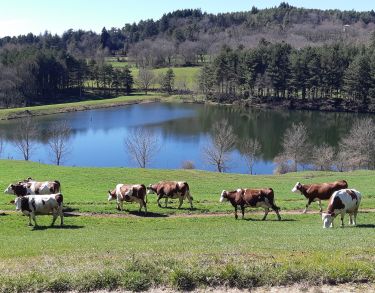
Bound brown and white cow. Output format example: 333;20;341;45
322;189;361;228
4;179;61;197
147;181;193;209
108;184;147;214
291;180;348;213
220;188;281;220
14;193;64;227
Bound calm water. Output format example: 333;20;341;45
0;103;369;174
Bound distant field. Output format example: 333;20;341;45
0;160;374;291
0;94;162;120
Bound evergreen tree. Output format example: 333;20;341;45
160;68;175;94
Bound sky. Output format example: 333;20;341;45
0;0;374;37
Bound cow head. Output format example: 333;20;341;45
291;182;302;193
219;190;228;202
321;213;333;228
146;184;155;194
14;196;23;211
4;184;15;195
107;190;116;201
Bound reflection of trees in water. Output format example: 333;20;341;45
0;103;371;162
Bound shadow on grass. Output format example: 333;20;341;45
0;212;8;216
63;206;79;213
242;218;297;222
128;211;168;218
31;225;84;231
356;224;375;228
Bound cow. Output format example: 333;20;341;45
321;189;361;228
220;188;281;220
108;184;147;214
4;180;61;196
146;181;193;209
14;194;64;227
291;180;348;213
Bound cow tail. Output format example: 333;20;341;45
268;188;280;211
54;180;61;193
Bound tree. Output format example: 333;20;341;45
100;27;111;49
124;128;160;168
311;143;335;171
241;138;261;174
13;117;37;161
274;122;309;172
137;68;155;95
120;66;133;95
203;120;236;172
47;120;72;165
160;68;175;94
339;118;375;170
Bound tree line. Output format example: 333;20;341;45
199;39;375;103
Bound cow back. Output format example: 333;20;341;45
242;188;272;207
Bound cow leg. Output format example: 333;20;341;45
234;206;238;220
241;206;245;219
349;214;353;225
187;194;193;210
165;197;168;207
28;215;33;226
142;200;147;215
274;208;281;221
318;199;323;213
60;207;64;226
303;199;314;214
340;213;345;227
178;197;183;209
51;209;58;226
353;210;358;226
157;196;162;207
31;213;38;227
262;208;269;221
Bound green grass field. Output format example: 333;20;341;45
0;160;374;291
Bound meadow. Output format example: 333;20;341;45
0;160;374;291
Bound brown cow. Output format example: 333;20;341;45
107;184;147;214
220;188;281;220
147;181;193;209
291;180;348;213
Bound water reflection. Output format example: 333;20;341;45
0;103;369;174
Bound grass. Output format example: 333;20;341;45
0;160;374;291
0;93;162;120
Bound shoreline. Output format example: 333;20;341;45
1;94;375;121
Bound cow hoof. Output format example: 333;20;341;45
28;223;33;227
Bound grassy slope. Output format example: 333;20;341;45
0;160;374;290
0;94;162;120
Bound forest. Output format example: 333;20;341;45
1;2;375;109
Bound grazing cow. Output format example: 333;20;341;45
291;180;348;213
4;180;61;196
108;184;147;214
14;194;64;227
147;181;193;209
220;188;281;220
322;189;361;228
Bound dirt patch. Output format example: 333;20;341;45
74;283;375;292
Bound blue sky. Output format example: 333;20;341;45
0;0;374;37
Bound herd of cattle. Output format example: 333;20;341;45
3;178;362;229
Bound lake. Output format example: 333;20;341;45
0;102;369;174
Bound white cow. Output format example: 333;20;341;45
14;194;64;227
321;189;361;228
4;180;61;196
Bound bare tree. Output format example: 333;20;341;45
124;128;160;168
47;120;72;166
13;116;37;161
312;143;335;171
339;118;375;170
203;120;236;172
137;68;155;95
241;138;261;175
181;160;195;169
274;122;310;172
